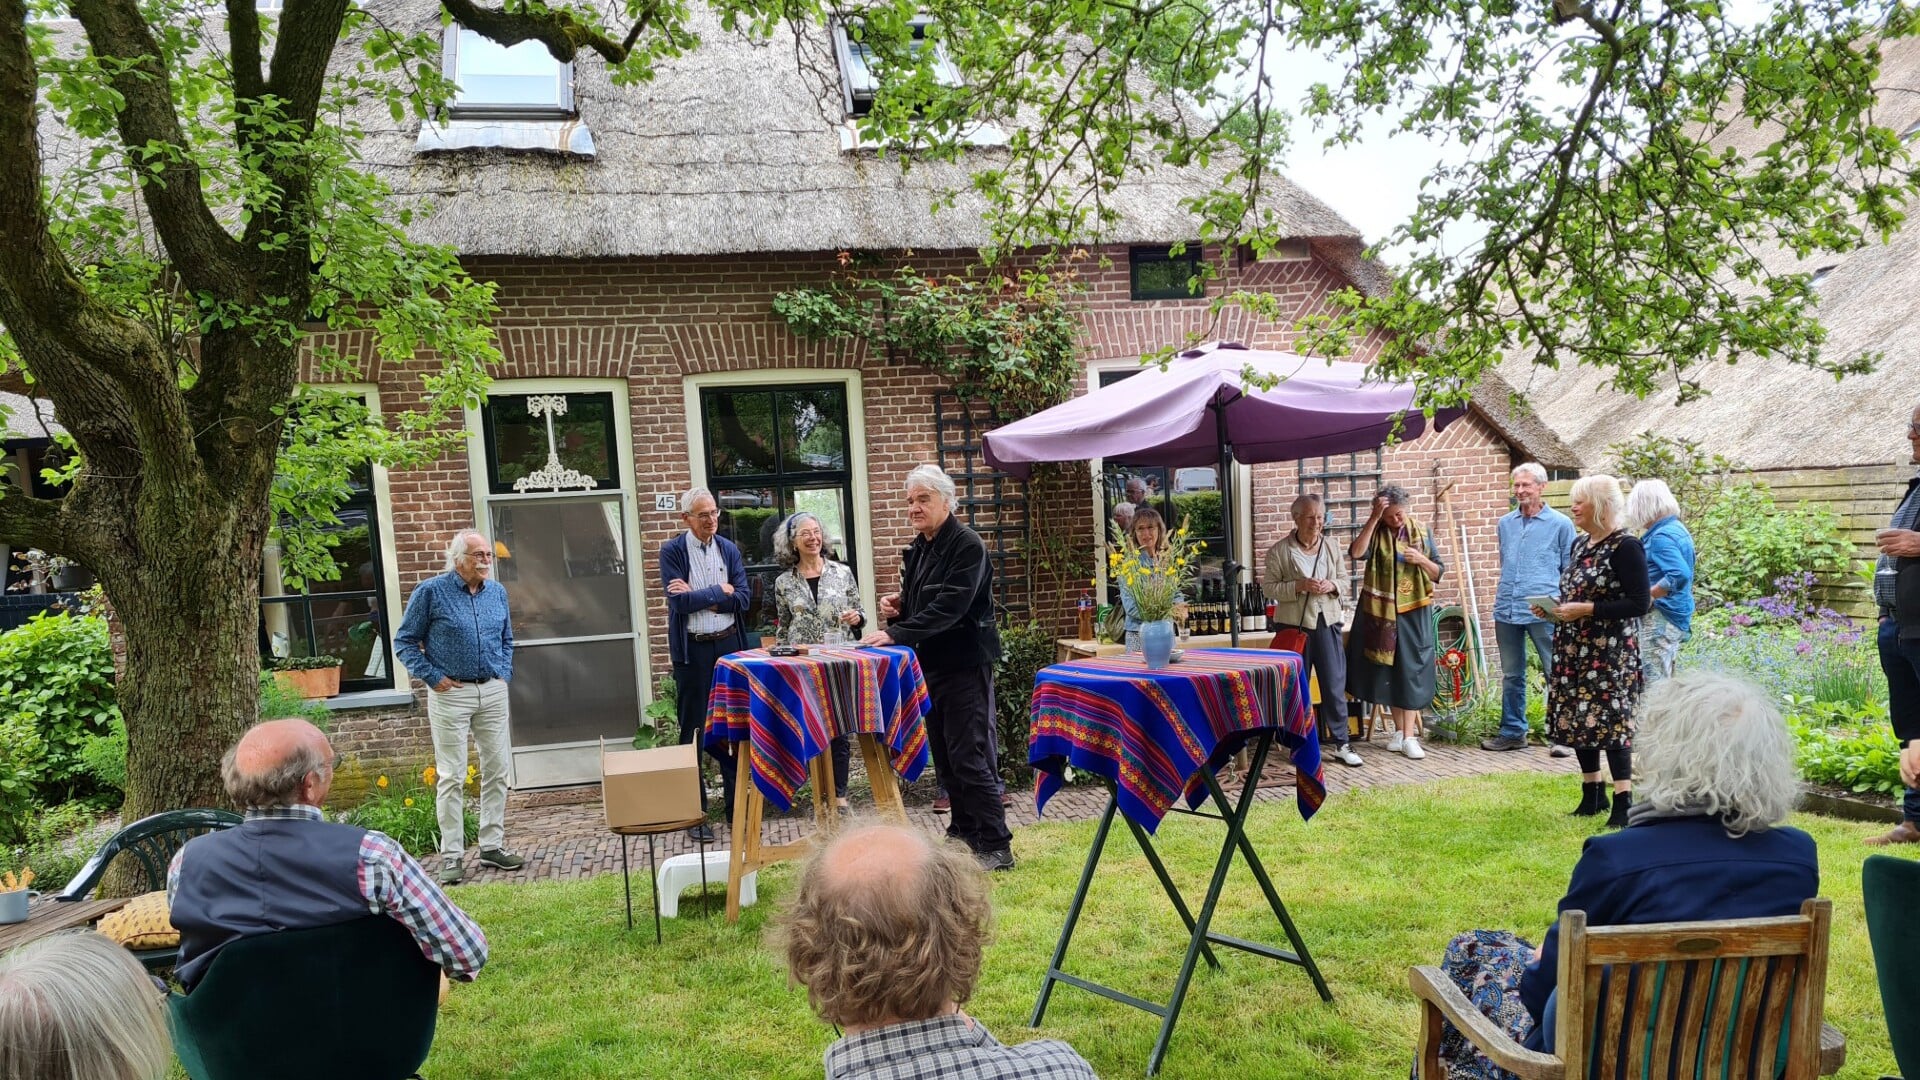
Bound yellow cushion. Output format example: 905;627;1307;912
96;890;179;950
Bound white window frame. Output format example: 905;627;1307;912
830;15;962;120
1086;358;1253;602
681;369;878;629
441;23;575;121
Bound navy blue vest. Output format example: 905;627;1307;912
172;816;370;989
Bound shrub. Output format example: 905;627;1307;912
0;612;120;804
1168;492;1222;541
259;670;333;728
993;621;1055;785
1692;484;1853;605
77;717;128;796
1681;574;1880;707
0;715;46;844
636;674;679;748
1;800;116;891
341;765;478;858
270;654;343;671
1787;698;1902;798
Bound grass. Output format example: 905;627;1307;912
423;772;1901;1079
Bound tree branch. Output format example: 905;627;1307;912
439;0;648;65
266;0;352;124
69;0;249;298
226;0;265;102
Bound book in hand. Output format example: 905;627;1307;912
1526;596;1562;622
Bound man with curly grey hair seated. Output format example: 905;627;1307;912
779;823;1096;1079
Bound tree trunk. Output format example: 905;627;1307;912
106;506;268;823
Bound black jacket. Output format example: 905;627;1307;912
890;514;1001;673
1893;477;1920;641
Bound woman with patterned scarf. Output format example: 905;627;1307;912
1347;485;1446;760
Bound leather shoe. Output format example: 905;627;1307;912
975;849;1016;872
1480;736;1528;752
686;823;717;844
1864;821;1920;846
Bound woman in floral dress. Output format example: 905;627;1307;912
772;512;865;808
1534;474;1650;828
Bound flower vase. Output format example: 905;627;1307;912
1140;619;1176;670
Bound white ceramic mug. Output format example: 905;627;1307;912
0;888;38;925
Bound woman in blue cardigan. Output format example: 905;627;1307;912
1423;672;1818;1075
1628;479;1697;687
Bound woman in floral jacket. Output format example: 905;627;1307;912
772;512;865;808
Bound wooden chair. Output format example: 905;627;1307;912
1410;898;1847;1080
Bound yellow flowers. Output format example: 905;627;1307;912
422;765;438;786
467;764;479;784
376;775;389;789
1;868;33;891
403;797;415;808
1108;514;1203;623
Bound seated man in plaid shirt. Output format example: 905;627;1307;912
780;823;1096;1080
168;718;488;992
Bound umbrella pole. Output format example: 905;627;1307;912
1215;401;1241;648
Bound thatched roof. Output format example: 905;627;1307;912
1496;34;1920;472
0;392;63;442
350;0;1362;258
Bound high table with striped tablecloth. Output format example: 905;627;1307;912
704;644;930;921
1026;648;1333;1076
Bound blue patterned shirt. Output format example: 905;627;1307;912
825;1014;1097;1080
1493;504;1575;624
394;571;514;687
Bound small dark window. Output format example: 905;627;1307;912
482;393;618;495
1129;245;1204;301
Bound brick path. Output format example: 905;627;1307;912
448;737;1578;886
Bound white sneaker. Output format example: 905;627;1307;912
1549;744;1573;758
1386;731;1406;753
1331;744;1363;768
1402;736;1426;760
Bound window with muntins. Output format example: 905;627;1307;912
1294;450;1386;598
261;461;394;692
699;384;856;636
1097;369;1230;607
1129;245;1204;301
444;25;573;119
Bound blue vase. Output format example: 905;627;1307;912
1140;619;1176;670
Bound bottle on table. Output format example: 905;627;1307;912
1077;590;1095;641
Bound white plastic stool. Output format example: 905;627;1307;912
657;850;753;918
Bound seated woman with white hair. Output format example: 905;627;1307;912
0;930;173;1080
1418;672;1818;1073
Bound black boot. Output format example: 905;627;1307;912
1570;781;1605;817
1605;790;1632;829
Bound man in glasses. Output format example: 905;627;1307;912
395;528;522;883
660;487;752;843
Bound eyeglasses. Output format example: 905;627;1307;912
463;550;495;562
1908;423;1920;436
688;510;721;521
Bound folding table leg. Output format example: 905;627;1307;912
1028;791;1120;1028
648;834;663;945
1122;814;1221;972
1148;734;1272;1076
620;832;633;932
1206;735;1333;1002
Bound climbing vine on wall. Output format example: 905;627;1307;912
772;253;1087;415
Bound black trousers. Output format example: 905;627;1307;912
829;735;851;796
1296;614;1349;747
676;635;744;817
923;663;1013;854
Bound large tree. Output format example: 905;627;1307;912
0;0;1910;816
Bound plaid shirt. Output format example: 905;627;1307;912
824;1014;1098;1080
168;806;488;981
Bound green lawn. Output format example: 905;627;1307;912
427;772;1903;1079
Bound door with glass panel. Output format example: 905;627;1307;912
698;384;856;640
477;391;643;787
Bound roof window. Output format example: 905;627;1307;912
443;25;574;120
831;16;961;119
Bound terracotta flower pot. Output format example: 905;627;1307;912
273;666;342;699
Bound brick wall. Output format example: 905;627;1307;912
314;242;1520;773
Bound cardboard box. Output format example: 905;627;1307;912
600;740;703;829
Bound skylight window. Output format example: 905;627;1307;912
831;17;962;119
1809;264;1838;288
443;25;573;120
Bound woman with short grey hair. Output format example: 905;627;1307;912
0;930;172;1080
1347;484;1446;761
1264;493;1361;768
772;511;866;807
1418;673;1817;1068
1626;479;1696;687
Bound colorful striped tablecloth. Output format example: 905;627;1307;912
1028;648;1323;831
706;645;931;811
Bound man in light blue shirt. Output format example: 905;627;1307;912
1483;464;1575;752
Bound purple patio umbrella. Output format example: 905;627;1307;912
980;341;1463;643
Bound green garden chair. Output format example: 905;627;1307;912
169;916;440;1080
54;808;241;972
1864;855;1920;1079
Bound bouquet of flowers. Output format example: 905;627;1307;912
1107;516;1204;623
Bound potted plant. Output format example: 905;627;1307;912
271;655;344;699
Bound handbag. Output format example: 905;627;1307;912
1269;627;1308;654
